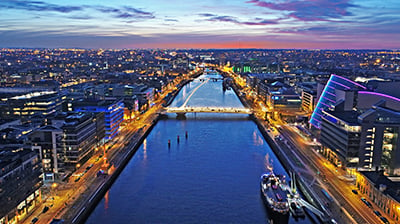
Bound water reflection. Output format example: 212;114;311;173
86;73;313;224
253;129;265;146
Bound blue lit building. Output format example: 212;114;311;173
310;74;366;129
73;99;124;140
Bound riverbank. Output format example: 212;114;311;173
61;115;159;224
59;72;208;223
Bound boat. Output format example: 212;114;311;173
290;200;305;218
260;172;290;216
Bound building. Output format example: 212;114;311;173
356;170;400;223
29;125;63;181
62;113;97;168
0;148;42;224
310;74;366;129
0;90;65;119
266;81;302;111
297;82;318;113
358;100;400;175
317;82;400;174
320;109;361;168
73;99;123;140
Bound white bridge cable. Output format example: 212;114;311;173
181;77;209;108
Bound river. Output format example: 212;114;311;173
85;73;313;223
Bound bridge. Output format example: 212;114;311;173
165;106;252;114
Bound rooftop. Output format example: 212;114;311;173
324;110;360;125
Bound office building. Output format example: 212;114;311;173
319;90;400;174
310;74;366;129
0;148;42;224
62;113;97;167
73;99;123;140
29;125;63;181
0;91;65;119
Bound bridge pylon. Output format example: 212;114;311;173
176;112;187;119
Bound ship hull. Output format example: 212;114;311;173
260;191;290;223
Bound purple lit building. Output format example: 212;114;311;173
310;74;366;129
316;77;400;175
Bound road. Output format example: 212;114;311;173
280;124;384;224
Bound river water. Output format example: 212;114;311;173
85;73;313;223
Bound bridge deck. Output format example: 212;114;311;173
165;106;252;114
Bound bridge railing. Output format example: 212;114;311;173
165;106;252;114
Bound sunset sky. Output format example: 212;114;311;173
1;0;399;49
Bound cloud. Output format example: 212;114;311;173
198;13;217;17
246;0;357;21
0;1;155;20
94;6;155;20
200;13;277;26
165;19;178;22
0;0;82;13
67;15;92;20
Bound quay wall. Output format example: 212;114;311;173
73;118;158;224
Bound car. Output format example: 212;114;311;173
361;197;373;208
31;217;39;223
380;216;390;224
86;164;93;170
351;189;358;194
42;206;49;213
373;210;382;217
50;219;65;224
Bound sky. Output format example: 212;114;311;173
0;0;399;49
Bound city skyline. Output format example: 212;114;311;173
1;0;400;49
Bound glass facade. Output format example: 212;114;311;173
382;127;398;170
74;100;124;140
310;74;366;129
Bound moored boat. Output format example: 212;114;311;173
260;172;290;216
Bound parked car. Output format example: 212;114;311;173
380;216;390;224
351;189;358;194
86;164;93;170
42;206;49;213
373;210;382;217
361;197;373;208
31;217;38;223
50;219;65;224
